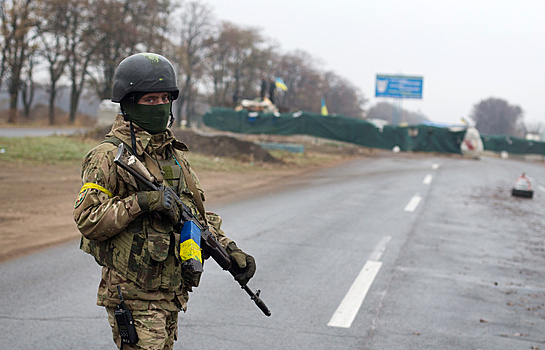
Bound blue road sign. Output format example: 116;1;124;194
375;74;423;99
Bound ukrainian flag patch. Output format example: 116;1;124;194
180;239;202;263
74;189;88;208
179;220;202;263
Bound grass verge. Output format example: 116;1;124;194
0;135;348;170
0;136;98;165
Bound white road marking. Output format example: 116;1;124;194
369;236;391;261
404;194;422;212
432;163;440;170
327;237;391;328
423;174;433;185
539;185;545;193
327;260;383;328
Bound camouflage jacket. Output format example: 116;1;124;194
73;114;231;311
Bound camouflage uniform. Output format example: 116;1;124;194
74;113;231;349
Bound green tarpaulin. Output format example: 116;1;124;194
203;107;545;156
481;134;545;155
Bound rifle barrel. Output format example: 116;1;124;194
243;285;272;317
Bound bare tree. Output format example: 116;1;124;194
63;0;99;124
226;23;267;102
0;1;9;91
171;0;214;127
323;71;366;118
204;22;269;107
88;0;172;100
0;0;382;127
471;97;524;136
272;49;324;113
203;27;230;107
366;101;394;122
0;0;37;123
36;0;73;125
366;101;428;125
403;109;428;125
270;50;307;111
20;51;37;118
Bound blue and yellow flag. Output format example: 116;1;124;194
275;77;288;91
321;98;329;116
180;221;203;266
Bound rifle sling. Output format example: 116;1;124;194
104;135;206;224
143;152;164;184
178;157;207;225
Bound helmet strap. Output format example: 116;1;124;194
120;104;128;121
168;102;175;128
120;94;136;121
129;120;137;154
120;96;138;153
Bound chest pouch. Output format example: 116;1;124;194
147;213;171;262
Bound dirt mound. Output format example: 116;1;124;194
86;126;281;163
173;130;280;163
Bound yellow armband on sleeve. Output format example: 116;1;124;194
79;182;114;198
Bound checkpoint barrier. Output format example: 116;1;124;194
202;107;545;156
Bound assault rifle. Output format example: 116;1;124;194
114;143;271;317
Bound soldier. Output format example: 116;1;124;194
73;53;256;349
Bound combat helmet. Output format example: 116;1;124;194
112;53;179;103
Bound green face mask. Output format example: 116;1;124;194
123;102;171;134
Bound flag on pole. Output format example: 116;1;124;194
275;77;288;91
321;98;329;116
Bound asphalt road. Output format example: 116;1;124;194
1;153;544;349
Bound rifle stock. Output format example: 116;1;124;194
114;143;271;317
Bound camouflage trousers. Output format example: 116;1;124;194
106;307;178;350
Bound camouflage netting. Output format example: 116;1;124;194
203;107;545;156
203;108;465;154
481;134;545;155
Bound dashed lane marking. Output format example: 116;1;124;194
327;236;391;329
404;194;422;212
327;260;383;328
423;174;433;185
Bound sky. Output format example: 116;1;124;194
211;0;545;126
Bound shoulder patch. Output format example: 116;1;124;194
74;189;88;208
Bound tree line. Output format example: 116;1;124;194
470;97;539;138
0;0;367;127
368;97;538;138
2;0;535;137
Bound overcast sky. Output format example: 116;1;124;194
211;0;545;126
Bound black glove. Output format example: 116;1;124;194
227;241;256;286
137;186;181;224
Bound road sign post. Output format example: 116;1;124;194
375;74;423;125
